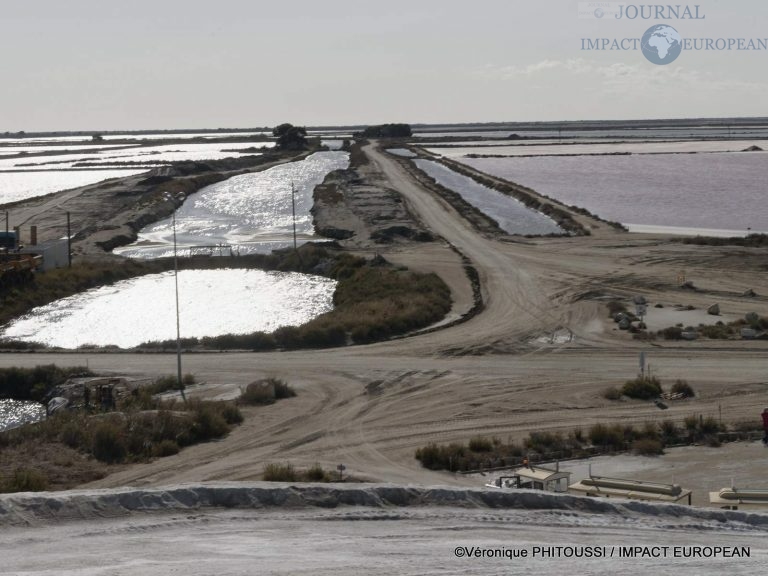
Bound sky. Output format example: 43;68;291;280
1;0;767;131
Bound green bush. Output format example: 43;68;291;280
621;376;662;400
670;379;695;398
0;365;93;401
660;419;679;441
414;443;443;470
59;420;86;449
1;468;49;493
525;431;565;453
414;442;468;471
588;423;626;450
698;324;734;339
468;437;494;453
92;422;127;463
659;326;683;340
239;379;295;405
190;403;230;441
220;403;244;425
304;463;328;482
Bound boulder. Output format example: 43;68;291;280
618;317;631;330
743;289;757;297
745;312;760;324
707;304;720;316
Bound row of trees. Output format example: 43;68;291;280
358;123;412;138
272;122;413;150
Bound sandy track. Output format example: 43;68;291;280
1;141;767;489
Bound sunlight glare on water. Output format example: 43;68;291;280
0;170;150;205
0;399;46;432
1;269;337;349
115;151;350;258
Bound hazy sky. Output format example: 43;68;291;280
1;0;766;130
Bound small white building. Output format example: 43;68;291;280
487;465;571;493
19;238;69;271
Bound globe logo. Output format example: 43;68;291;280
594;7;605;18
641;24;683;65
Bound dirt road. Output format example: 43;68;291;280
1;141;766;488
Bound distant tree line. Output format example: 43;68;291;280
358;123;412;138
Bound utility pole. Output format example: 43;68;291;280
172;211;187;403
291;182;298;252
66;211;71;267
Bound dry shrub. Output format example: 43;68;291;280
1;468;49;493
92;422;127;463
151;439;180;458
468;437;493;453
632;438;664;455
263;463;297;482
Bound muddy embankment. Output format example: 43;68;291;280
2;482;767;528
311;144;434;249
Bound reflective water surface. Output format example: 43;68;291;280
461;153;768;234
0;170;150;205
116;151;350;258
1;269;337;349
413;159;563;235
0;399;46;432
